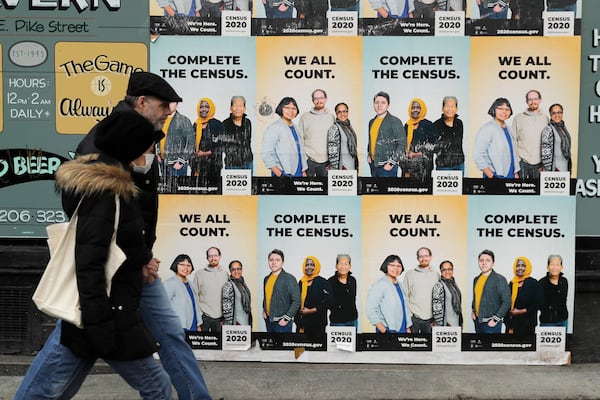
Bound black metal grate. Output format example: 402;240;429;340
0;285;31;352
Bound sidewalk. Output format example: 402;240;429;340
1;356;599;399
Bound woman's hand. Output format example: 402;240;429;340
510;308;527;316
271;167;283;177
383;163;393;171
375;322;386;333
487;319;498;328
300;307;316;315
278;319;289;327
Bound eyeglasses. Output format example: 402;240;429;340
417;254;430;259
551;111;563;115
207;254;220;259
526;98;540;102
496;107;511;112
282;106;297;111
441;268;453;272
313;96;326;101
336;110;349;114
178;263;192;267
230;267;242;272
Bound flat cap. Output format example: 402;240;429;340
126;71;183;103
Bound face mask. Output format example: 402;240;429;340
132;153;155;174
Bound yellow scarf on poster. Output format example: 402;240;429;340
406;98;427;152
300;256;322;309
159;114;174;156
264;272;278;316
474;273;489;316
511;256;532;309
369;117;384;159
195;97;216;150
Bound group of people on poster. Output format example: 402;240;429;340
473;92;572;179
260;88;572;182
157;88;573;188
367;248;568;335
261;90;454;181
154;85;574;193
156;0;252;17
161;247;359;335
158;96;253;188
154;0;577;21
473;0;577;21
261;91;359;178
162;247;253;332
162;244;568;336
366;92;465;180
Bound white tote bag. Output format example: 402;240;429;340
33;195;126;328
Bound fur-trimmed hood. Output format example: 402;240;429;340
55;154;139;200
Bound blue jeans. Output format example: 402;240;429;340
140;279;211;400
541;320;568;328
15;321;173;400
226;163;253;174
272;5;294;17
437;163;464;174
474;320;502;334
547;5;576;12
376;326;406;333
331;3;359;12
16;279;211;400
479;4;508;19
369;163;398;177
168;165;188;177
265;318;293;333
330;320;358;328
377;12;403;18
